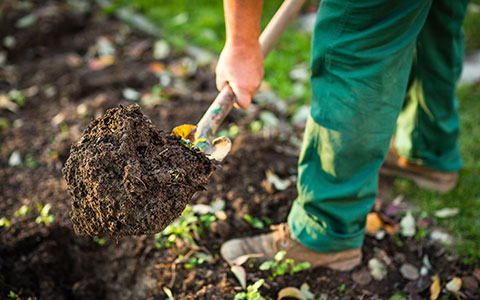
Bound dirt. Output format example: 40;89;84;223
63;104;214;237
0;1;478;299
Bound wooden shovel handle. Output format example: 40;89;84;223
195;0;306;142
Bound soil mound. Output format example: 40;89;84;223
62;105;214;237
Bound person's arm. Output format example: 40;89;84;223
216;0;264;109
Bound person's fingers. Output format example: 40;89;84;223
229;82;252;110
216;73;228;92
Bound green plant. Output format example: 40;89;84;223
234;279;265;300
35;203;55;225
154;206;216;249
8;89;26;107
8;290;19;299
93;236;105;246
181;251;213;269
259;251;311;278
14;205;31;217
243;214;264;229
0;217;11;228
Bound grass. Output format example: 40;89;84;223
393;83;480;265
108;0;480;264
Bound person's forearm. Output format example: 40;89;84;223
224;0;263;47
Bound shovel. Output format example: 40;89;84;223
173;0;306;161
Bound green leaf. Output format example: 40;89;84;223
0;217;11;228
274;250;287;262
259;261;274;271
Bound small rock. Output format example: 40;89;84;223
209;220;231;238
434;207;459;218
153;40;170;60
446;277;462;293
461;276;478;292
400;263;419;281
368;258;387;281
352;268;372;285
394;253;406;264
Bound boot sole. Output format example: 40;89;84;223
326;255;362;272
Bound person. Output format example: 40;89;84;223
216;0;469;271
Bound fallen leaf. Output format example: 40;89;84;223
171;124;196;142
434;208;459;218
446;277;462;293
265;170;291;191
0;94;19;112
430;274;441;300
400;263;419;281
430;230;454;246
162;287;174;300
366;212;384;234
400;212;416;237
149;62;166;73
385;224;400;234
277;287;307;300
231;265;246;290
368;258;387;281
8;151;22;167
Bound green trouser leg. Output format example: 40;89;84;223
288;0;466;253
395;1;468;171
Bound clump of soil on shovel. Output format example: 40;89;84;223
62;104;214;237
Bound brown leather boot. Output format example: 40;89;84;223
220;223;362;272
380;144;458;193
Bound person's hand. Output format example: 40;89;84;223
216;41;264;109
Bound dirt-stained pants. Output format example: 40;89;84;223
288;0;469;252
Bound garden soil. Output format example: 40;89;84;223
63;104;214;237
0;1;477;299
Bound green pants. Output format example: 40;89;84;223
288;0;469;253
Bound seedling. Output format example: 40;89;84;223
14;205;32;217
259;250;311;278
243;214;264;229
234;279;265;300
8;290;19;299
154;206;216;249
35;203;55;225
93;236;105;246
180;251;213;269
0;217;11;228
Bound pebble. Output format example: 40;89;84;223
400;263;419;280
368;258;387;281
352;268;372;285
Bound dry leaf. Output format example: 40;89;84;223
149;62;166;73
231;265;246;290
171;124;196;142
277;287;307;300
446;277;462;293
400;212;416;237
434;208;459;218
366;212;383;234
430;274;441;300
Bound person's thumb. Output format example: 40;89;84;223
229;82;252;110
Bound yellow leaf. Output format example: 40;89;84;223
366;212;383;234
430;274;441;300
172;124;196;142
